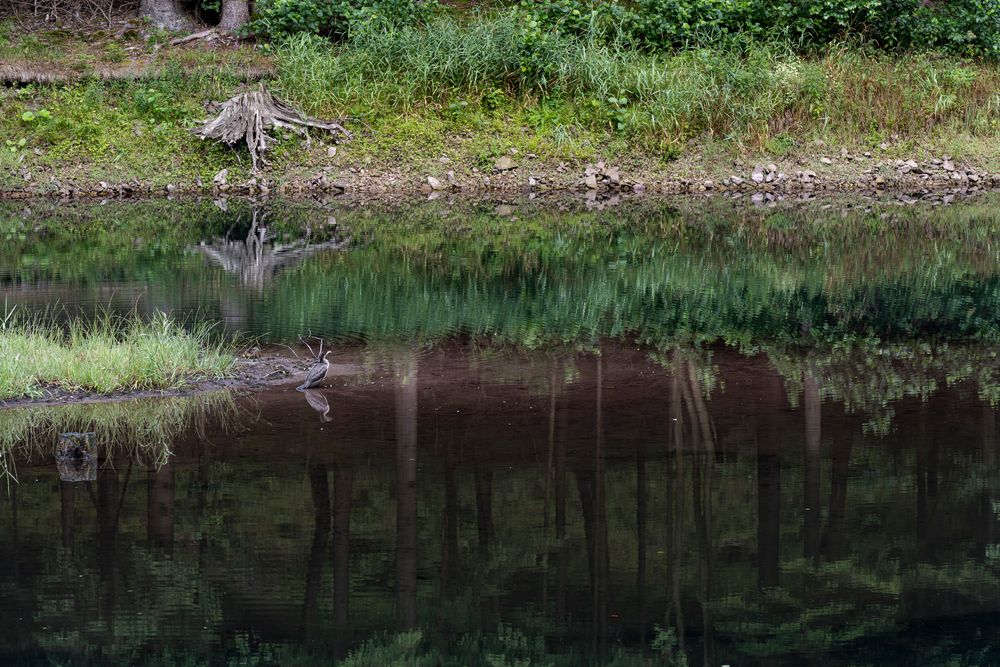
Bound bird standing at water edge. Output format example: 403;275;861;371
297;338;331;391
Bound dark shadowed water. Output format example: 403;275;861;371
2;196;1000;665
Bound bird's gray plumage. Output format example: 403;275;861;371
297;350;331;391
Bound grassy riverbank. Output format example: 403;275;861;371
0;309;234;399
2;16;1000;194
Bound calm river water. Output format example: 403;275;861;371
1;196;1000;665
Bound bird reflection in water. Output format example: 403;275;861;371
302;389;332;423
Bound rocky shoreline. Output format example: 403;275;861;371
4;151;999;201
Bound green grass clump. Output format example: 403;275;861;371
0;308;235;400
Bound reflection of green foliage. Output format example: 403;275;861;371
0;390;238;479
770;341;1000;433
4;197;1000;352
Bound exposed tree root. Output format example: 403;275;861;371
191;87;351;171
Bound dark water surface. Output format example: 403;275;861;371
2;196;1000;665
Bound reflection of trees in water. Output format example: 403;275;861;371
6;350;1000;665
195;208;349;289
772;343;1000;436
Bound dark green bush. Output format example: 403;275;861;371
249;0;437;39
252;0;1000;58
517;0;1000;57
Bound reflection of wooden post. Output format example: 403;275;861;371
303;465;330;643
147;461;174;552
395;354;418;630
332;465;353;656
804;376;821;559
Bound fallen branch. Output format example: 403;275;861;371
0;62;273;84
191;86;351;171
169;27;218;46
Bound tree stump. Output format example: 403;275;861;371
56;432;97;483
192;87;351;171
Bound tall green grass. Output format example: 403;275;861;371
0;308;235;399
274;15;1000;147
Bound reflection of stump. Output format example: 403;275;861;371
56;432;97;483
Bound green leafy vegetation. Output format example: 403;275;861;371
2;12;1000;186
0;308;235;399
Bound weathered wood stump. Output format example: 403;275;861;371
192;87;351;171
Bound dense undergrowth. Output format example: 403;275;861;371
2;3;1000;186
0;308;234;399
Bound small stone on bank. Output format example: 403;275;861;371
494;156;516;172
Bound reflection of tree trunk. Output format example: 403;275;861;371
636;449;647;639
395;355;418;630
442;441;459;596
474;467;494;549
332;465;353;656
916;404;928;547
592;355;608;657
666;360;686;657
803;376;822;559
147;461;174;552
757;412;780;589
545;361;557;536
61;482;75;550
97;465;123;639
686;360;716;667
821;432;855;561
555;386;568;621
543;361;558;614
303;465;330;643
981;406;997;560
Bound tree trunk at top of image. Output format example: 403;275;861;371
140;0;195;31
219;0;251;33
